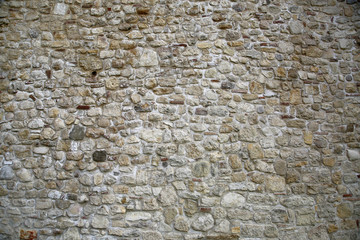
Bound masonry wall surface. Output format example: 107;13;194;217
0;0;359;239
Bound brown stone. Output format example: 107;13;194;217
290;89;302;105
336;203;352;219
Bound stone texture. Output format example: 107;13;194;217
192;161;210;177
62;228;80;240
140;49;159;67
337;203;353;219
174;216;190;232
221;192;245;208
191;213;214;231
266;175;286;192
159;186;177;206
140;129;163;143
126;212;152;221
0;166;14;180
93;151;107;162
91;215;110;229
69;125;85;140
0;1;358;239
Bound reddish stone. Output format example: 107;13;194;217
20;230;37;240
77;105;90;110
200;207;211;213
170;100;184;105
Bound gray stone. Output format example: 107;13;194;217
139;49;159;67
54;3;68;15
59;228;80;239
192;161;210;177
93;151;107;162
307;225;329;240
91;215;109;228
289;21;303;34
186;143;204;159
274;160;287;176
159;186;177;206
266;175;286;192
126;212;152;221
164;207;177;224
221;192;245;208
143;231;163;240
28;118;44;129
69;125;85;140
191;213;214;231
16;169;32;182
347;149;360;161
79;56;102;71
103;103;121;117
174;216;190;232
0;166;14;180
140;129;163;143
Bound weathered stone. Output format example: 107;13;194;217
289;21;303;34
266;175;286;192
126;212;152;221
228;154;242;169
142;231;163;240
159;186;177;206
274;160;287;176
186;143;204;159
307;225;329;240
79;56;102;70
105;77;120;90
347;149;360;161
304;131;313;145
69;125;85;140
174;216;190;232
140;49;159;67
197;42;213;49
192;161;210;177
337;203;352;219
93;151;107;162
140;129;163;143
0;166;14;180
191;213;214;231
164;207;177;224
91;215;109;228
54;3;68;15
16;169;33;182
247;143;264;159
103;103;121;117
221;192;245;208
290;89;302;105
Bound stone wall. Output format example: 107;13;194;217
0;0;359;239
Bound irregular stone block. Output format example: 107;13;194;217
0;165;14;180
69;125;85;140
191;213;214;231
192;161;210;177
93;151;107;162
139;49;159;67
221;192;245;208
91;215;109;228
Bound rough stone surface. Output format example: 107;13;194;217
140;49;159;67
62;228;80;240
0;166;14;180
69;125;85;140
221;192;245;208
93;151;107;162
191;213;214;231
91;215;110;229
0;0;359;239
